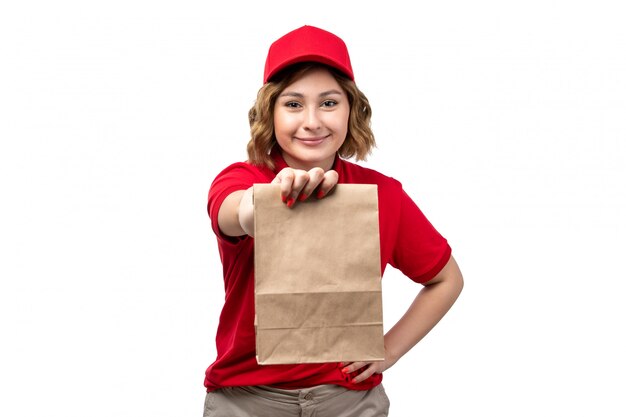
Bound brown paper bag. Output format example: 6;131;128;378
253;183;384;365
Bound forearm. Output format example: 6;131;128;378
217;187;254;237
238;187;254;236
384;257;464;365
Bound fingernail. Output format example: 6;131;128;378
316;190;325;199
341;367;349;374
351;379;358;384
286;198;295;208
281;195;287;203
298;193;307;201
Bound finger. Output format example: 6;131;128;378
273;168;295;204
315;169;339;199
351;364;376;384
298;167;325;201
341;361;367;374
282;170;311;207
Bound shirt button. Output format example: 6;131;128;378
304;393;313;401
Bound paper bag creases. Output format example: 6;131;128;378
253;183;384;365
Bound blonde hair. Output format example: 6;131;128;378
247;63;376;170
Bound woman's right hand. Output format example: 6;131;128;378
218;166;338;238
272;167;339;208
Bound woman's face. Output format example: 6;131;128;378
273;67;349;171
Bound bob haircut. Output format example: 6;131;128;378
247;63;376;170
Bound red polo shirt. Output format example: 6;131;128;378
205;149;451;392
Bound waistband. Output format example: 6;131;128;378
236;384;350;405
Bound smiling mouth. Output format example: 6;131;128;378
296;136;328;146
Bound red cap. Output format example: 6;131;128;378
263;25;354;83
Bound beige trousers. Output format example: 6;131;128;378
203;384;390;417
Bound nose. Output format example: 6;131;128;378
303;107;321;131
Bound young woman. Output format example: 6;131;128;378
204;25;464;417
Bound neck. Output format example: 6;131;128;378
281;152;336;172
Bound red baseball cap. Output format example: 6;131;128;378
263;25;354;83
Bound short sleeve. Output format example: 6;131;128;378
390;188;451;284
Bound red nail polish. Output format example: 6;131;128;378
298;193;307;201
281;195;287;203
342;367;349;374
316;190;325;199
286;198;295;208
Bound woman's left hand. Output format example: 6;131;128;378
341;357;394;384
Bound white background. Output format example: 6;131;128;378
1;1;625;416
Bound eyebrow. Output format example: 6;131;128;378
278;89;344;99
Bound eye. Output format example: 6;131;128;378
284;101;302;108
321;100;337;108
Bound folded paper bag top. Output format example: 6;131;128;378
253;183;384;365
